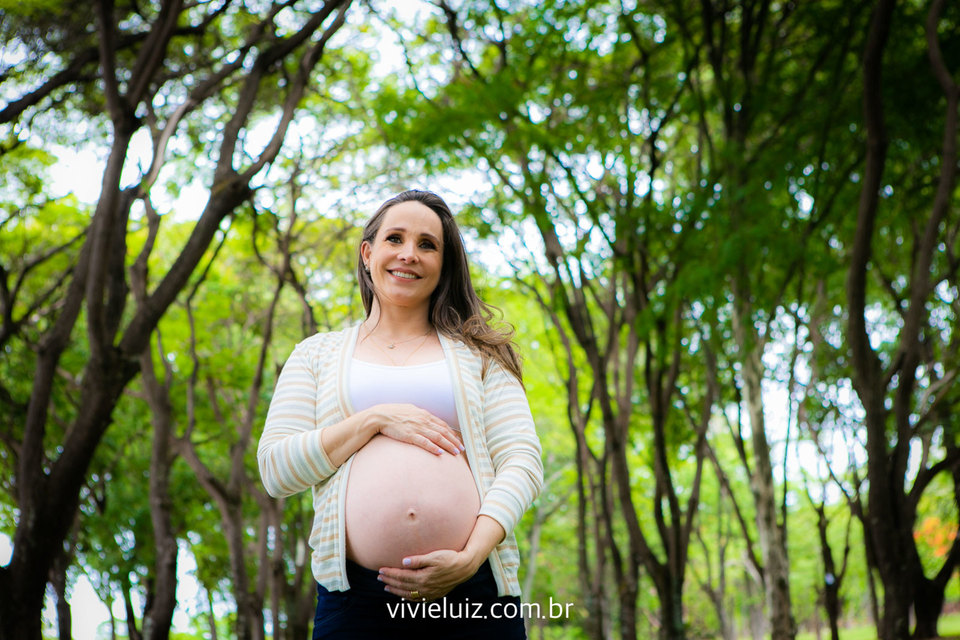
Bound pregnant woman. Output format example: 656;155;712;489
258;190;543;638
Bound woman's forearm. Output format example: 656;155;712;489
459;515;506;573
258;410;377;498
320;409;380;468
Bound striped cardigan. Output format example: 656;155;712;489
257;324;543;596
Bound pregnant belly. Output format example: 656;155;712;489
345;434;481;571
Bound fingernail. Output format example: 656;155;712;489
435;448;443;455
403;558;412;567
459;445;465;452
377;575;383;582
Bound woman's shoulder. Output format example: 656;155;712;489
291;325;354;359
441;333;481;362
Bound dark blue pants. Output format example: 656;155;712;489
313;560;527;639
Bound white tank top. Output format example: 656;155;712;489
349;358;460;431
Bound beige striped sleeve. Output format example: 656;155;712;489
257;344;336;497
477;362;544;534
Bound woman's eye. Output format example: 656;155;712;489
420;241;436;250
386;234;401;243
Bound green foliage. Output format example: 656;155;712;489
0;0;65;16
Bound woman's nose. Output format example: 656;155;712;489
398;242;419;262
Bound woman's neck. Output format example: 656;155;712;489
363;302;432;340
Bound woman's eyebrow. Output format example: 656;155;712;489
383;226;441;243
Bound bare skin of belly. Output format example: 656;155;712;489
345;434;481;571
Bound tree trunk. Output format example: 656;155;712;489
744;571;766;640
865;532;881;632
816;514;841;640
2;347;140;639
655;567;686;640
225;502;266;640
912;576;945;640
877;565;911;640
576;425;610;640
733;302;796;640
49;548;72;640
609;438;640;640
206;588;220;640
267;499;285;640
109;606;118;640
139;343;180;640
179;388;266;640
122;571;144;640
274;501;317;640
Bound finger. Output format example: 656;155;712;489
411;433;444;455
384;407;462;455
426;430;463;455
422;419;464;454
439;424;465;450
382;584;426;600
377;568;421;591
401;555;428;569
413;420;462;455
381;425;452;455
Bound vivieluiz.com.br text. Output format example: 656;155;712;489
385;597;575;621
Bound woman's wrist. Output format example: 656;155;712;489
319;409;382;468
459;515;506;574
357;407;379;436
457;545;487;576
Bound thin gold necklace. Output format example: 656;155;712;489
368;331;433;366
366;326;432;350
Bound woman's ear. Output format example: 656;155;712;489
360;240;372;267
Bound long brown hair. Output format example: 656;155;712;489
357;190;522;382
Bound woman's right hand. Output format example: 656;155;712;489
366;403;464;456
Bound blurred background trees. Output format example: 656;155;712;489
0;0;957;639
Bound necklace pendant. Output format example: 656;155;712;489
387;344;396;349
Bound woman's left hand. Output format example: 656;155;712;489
378;549;479;601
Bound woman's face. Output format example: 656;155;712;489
361;201;444;314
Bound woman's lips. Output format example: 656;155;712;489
388;269;420;280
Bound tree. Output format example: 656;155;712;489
672;1;878;636
845;0;960;637
0;1;351;635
